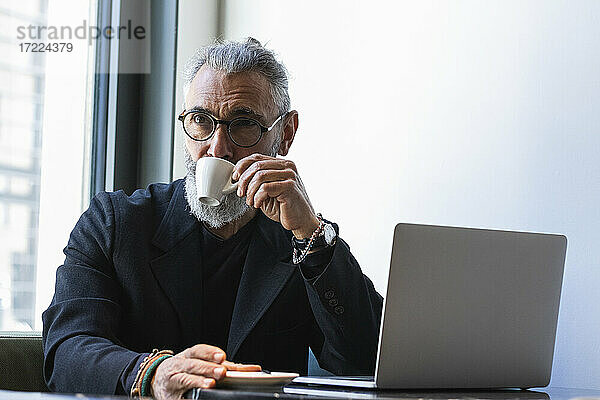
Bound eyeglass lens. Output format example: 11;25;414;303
184;112;262;147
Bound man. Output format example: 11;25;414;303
42;38;382;399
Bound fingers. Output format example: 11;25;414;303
171;372;216;389
234;154;295;179
201;378;216;389
160;356;227;382
151;354;222;399
253;180;296;209
181;344;226;363
244;170;297;207
233;154;296;180
235;159;293;192
233;158;298;205
177;344;262;376
177;358;227;380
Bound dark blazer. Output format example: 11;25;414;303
42;179;383;395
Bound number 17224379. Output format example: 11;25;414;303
19;42;73;52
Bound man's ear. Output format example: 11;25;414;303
277;111;299;156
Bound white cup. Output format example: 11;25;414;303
195;157;238;206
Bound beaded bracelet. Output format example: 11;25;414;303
140;355;172;397
130;349;174;397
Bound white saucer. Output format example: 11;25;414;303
218;371;300;387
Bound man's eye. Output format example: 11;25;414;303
193;114;208;124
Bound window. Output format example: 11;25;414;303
0;0;96;332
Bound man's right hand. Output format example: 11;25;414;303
150;344;262;400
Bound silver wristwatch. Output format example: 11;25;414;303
319;221;337;247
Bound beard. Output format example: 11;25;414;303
183;135;282;228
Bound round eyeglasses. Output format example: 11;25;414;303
178;110;286;148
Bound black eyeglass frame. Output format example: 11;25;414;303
178;110;286;148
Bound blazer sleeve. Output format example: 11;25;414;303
301;236;383;375
42;192;143;395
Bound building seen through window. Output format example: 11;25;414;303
0;0;48;330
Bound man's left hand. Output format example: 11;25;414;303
233;154;319;239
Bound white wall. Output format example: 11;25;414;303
211;0;600;389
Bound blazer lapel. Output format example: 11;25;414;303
226;213;296;359
150;181;204;346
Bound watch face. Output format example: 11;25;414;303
323;223;336;245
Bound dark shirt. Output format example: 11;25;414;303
200;215;334;350
200;217;257;351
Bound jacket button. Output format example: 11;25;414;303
324;289;335;300
328;299;338;307
334;305;345;315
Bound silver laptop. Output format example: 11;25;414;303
290;223;567;390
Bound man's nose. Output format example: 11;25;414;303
207;123;234;160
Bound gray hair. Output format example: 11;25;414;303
183;37;290;115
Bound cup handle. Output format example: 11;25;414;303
222;177;238;195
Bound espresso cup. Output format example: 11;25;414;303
195;157;238;206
